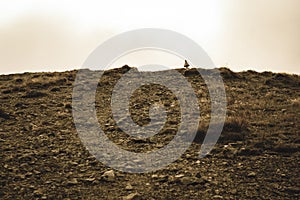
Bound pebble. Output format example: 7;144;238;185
102;170;115;181
125;183;133;190
212;195;223;199
180;176;203;185
67;178;78;185
33;189;43;196
151;174;158;178
123;192;140;200
231;189;237;195
84;177;96;182
174;174;184;178
247;172;256;177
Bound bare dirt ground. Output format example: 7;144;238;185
0;66;299;199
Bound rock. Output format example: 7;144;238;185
247;172;256;178
83;177;96;183
212;195;223;199
102;170;115;181
175;174;184;178
18;174;26;179
33;189;43;196
125;183;133;190
151;174;158;178
180;176;203;185
231;189;237;195
66;178;78;185
123;192;140;200
151;174;168;182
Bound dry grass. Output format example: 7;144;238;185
223;115;249;133
194;114;249;144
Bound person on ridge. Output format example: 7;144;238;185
184;60;190;68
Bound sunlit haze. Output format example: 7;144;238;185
0;0;299;74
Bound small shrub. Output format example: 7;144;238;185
219;115;249;143
223;116;248;133
194;115;249;144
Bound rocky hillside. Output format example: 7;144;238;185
0;67;299;199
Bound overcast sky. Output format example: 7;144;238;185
0;0;299;74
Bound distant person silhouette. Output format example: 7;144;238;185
184;60;190;68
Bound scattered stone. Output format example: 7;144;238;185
123;192;140;200
151;174;158;178
212;195;223;199
175;174;184;178
125;183;133;190
231;189;237;195
247;172;256;178
33;170;41;175
17;174;26;179
180;176;203;185
66;178;78;185
102;170;115;181
33;189;43;196
83;177;96;183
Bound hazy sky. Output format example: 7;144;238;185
0;0;299;74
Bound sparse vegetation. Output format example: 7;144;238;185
223;115;248;133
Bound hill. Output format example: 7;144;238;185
0;67;299;199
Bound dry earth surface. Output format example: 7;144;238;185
0;66;299;199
